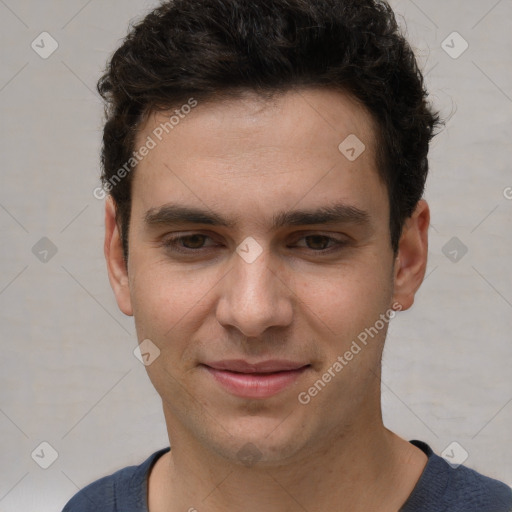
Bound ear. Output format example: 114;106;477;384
104;196;133;316
391;199;430;311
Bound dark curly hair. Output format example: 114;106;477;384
97;0;441;263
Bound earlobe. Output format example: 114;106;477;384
391;199;430;311
104;196;133;316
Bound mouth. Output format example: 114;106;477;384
201;360;311;399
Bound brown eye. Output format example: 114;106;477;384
162;233;217;253
177;234;208;249
292;234;347;252
303;235;332;250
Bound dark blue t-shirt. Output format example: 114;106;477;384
62;440;512;511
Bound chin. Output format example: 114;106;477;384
202;414;314;467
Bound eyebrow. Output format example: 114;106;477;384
144;202;370;231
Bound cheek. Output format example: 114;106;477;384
294;256;393;337
128;257;221;342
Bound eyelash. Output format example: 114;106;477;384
161;232;348;255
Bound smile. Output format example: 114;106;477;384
201;362;311;399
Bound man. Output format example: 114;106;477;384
63;0;512;510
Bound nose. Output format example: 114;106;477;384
215;243;293;339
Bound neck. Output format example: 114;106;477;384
148;408;427;512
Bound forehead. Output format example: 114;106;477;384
130;88;386;230
137;87;378;164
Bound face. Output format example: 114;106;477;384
105;88;429;465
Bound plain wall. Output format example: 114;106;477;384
0;1;511;510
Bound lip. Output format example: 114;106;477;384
201;360;310;399
204;359;308;373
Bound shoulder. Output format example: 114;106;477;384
61;472;118;511
61;447;170;512
444;462;512;512
403;441;512;512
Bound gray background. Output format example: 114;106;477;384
0;1;511;510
